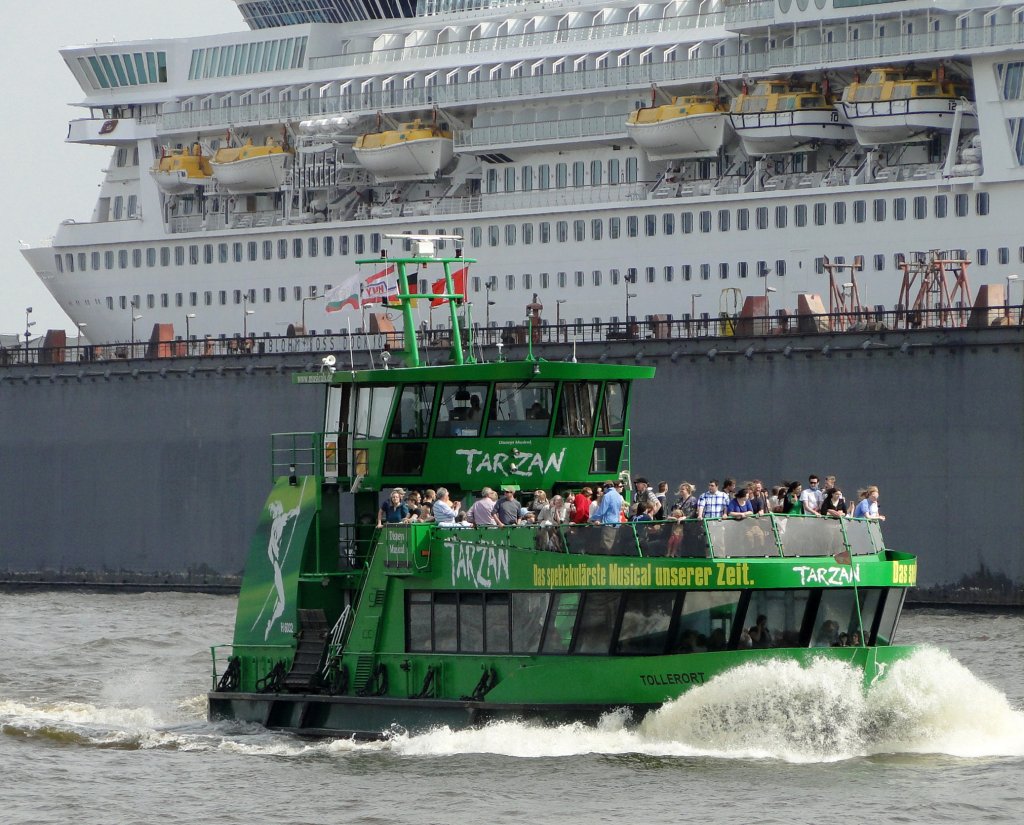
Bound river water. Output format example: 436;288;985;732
2;592;1022;824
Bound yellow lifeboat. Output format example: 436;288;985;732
150;144;213;194
730;80;852;155
839;67;976;146
353;119;454;182
625;95;731;160
210;137;292;193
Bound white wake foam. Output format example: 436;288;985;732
2;647;1022;762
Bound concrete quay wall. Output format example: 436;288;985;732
0;326;1020;602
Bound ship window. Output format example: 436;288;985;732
435;383;488;437
353;385;396;439
913;197;927;220
795;205;807;227
853;200;867;223
485;593;511;652
106;297;113;310
700;263;710;280
307;237;317;258
557;222;569;243
505;167;516;193
664;265;674;282
894;198;907;221
591;219;602;241
204;291;212;306
934;195;947;218
488;225;500;246
487;382;555;437
626;216;639;238
113;196;123;220
540;272;549;289
522;166;533;192
556;381;599;437
812;203;825;226
160;294;168;309
999;247;1010;265
977;192;990;215
740;589;812;649
672;591;742;653
608;158;620;183
610;269;620;285
226;243;236;263
955;194;969;217
263;288;271;303
246;241;257;262
596;381;628;436
776;259;786;277
809;589;860;648
219;291;227;305
355;235;365;255
574;592;622;654
756;207;768;230
132;249;142;269
625;157;638;183
324;236;333;257
293;238;303;259
699;210;711;233
872;199;886;222
340;236;349;256
775;206;788;228
278;287;287;302
201;244;212;265
616;591;676;655
590;160;602;186
93;252;102;270
538;164;550;190
512;592;550;653
233;289;242;305
470;227;482;248
682;212;694;234
555;163;567;188
119;250;128;269
55;254;63;273
506;224;517;246
834;202;847;224
739;261;748;279
433;593;458;652
390;384;437;439
644;215;656;237
277;239;287;260
719;263;729;279
558;271;567;288
574;220;585;242
718;210;730;232
874;254;885;271
609;218;620;239
506;274;515;290
663;214;674;235
873;588;905;645
407;592;432;651
523;223;534;244
977;248;989;265
542;592;580;654
573;161;585;187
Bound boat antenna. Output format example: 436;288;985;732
346;318;356;372
572;335;578;363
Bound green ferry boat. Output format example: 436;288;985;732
208;241;918;739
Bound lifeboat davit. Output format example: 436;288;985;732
353;119;454;182
625;95;731;160
730;81;852;155
150;144;212;194
210;137;291;193
838;67;977;146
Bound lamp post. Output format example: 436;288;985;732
185;313;196;354
243;294;255;339
1006;274;1019;313
75;321;87;361
24;306;34;362
690;293;702;336
130;311;142;355
485;281;495;327
765;286;777;332
301;294;324;333
555;298;566;341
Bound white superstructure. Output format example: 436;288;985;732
21;0;1024;343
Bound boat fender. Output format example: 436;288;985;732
461;667;498;702
356;662;388;697
255;660;287;694
411;666;437;699
215;656;241;692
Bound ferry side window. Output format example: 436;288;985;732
574;592;622;654
596;381;629;436
353;385;396;439
512;592;551;654
873;588;906;645
541;593;580;654
809;589;859;648
487;382;555;437
615;592;675;655
741;589;811;650
670;591;742;653
389;383;436;439
435;383;488;437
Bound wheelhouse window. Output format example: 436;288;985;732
353;385;396;439
486;382;555;437
389;384;436;438
556;381;600;436
435;383;488;437
596;381;628;435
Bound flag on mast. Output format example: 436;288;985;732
325;276;360;313
361;264;398;306
430;267;468;308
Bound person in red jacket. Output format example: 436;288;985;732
571;487;593;524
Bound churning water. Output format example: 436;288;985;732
2;592;1022;824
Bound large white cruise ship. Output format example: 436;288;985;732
21;0;1024;343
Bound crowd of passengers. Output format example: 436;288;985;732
377;474;885;528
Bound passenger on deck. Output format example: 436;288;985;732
696;480;730;519
630;477;659;518
571;487;593;524
377;489;411;527
748;480;770;515
432;487;462;526
726;488;754;519
822;487;848;518
496;488;522;525
422;489;436;507
781;481;804;514
770;485;786;512
529;490;549;520
539;494;569;525
674;483;698;519
590;481;624;551
799;475;825;514
655;482;669;520
854;486;885;520
468;487;501;527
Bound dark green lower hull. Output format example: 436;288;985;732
207;691;658;739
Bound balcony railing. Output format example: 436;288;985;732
154;19;1024;134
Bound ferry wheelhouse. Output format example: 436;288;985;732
207;243;918;738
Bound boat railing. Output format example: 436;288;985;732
270;431;344;481
155;19;1024;135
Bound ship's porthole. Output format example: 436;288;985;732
778;0;791;11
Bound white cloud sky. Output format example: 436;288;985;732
0;0;242;336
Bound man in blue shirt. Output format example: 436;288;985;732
590;481;625;551
696;480;730;519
